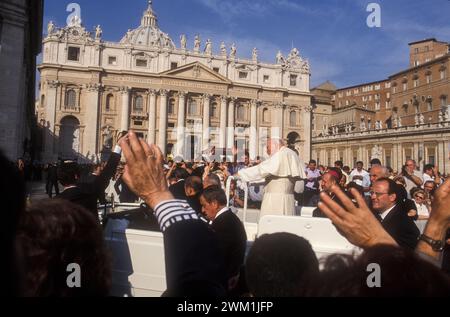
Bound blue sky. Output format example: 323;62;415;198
42;0;450;89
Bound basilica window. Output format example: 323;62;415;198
170;62;178;70
289;111;297;126
290;75;297;87
263;75;270;83
211;102;218;118
426;73;432;84
262;108;270;123
213;67;220;73
188;99;198;116
108;56;117;66
168;98;175;115
427;99;433;111
136;58;148;67
106;94;114;112
239;71;248;79
41;95;45;108
65;89;77;109
237;105;246;121
68;47;80;61
440;69;446;80
134;96;144;113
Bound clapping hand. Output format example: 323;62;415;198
318;185;397;248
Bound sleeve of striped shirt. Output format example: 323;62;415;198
153;200;199;232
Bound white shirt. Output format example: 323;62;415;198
214;207;229;221
413;201;430;217
349;169;370;187
380;204;397;221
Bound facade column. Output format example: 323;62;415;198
158;89;169;155
438;140;445;174
302;105;313;161
44;80;59;162
203;94;211;151
120;87;130;132
249;100;259;160
227;97;236;149
84;83;101;159
444;140;450;175
176;91;187;157
219;96;228;148
147;89;157;144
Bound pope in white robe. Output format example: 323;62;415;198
238;138;306;218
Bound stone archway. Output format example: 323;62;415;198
59;116;81;160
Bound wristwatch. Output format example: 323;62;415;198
418;234;445;252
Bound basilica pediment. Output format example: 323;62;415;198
161;62;231;84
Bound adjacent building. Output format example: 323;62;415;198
312;38;450;173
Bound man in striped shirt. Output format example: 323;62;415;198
119;131;227;296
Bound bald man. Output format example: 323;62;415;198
238;138;306;218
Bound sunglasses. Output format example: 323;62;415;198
415;195;425;199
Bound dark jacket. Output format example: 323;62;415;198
56;152;121;219
379;204;420;250
211;209;247;279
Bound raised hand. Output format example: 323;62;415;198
119;131;173;209
318;185;397;248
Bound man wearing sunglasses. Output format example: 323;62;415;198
370;178;420;249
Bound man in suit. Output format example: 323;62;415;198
46;163;59;198
200;186;247;292
56;141;122;221
370;178;420;249
313;168;343;218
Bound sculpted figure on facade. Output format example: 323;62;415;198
276;50;285;64
371;145;382;160
415;114;420;126
220;42;226;56
47;21;55;35
205;39;212;55
230;43;237;59
419;114;425;125
95;25;102;40
252;47;258;62
194;35;201;52
180;34;187;50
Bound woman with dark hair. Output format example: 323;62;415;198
17;199;111;297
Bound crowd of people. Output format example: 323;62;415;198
3;130;450;297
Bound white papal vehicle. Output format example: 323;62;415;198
102;178;427;297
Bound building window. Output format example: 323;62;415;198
414;61;419;67
65;89;77;109
41;95;45;108
213;67;220;73
426;74;432;84
290;75;297;87
289;111;297;126
134;96;144;112
263;75;270;83
414;48;419;54
134;121;143;126
170;62;178;70
108;56;117;66
239;71;248;79
68;47;80;61
425;45;429;52
211;102;218;118
375;102;380;111
440;69;446;80
136;59;147;67
427;100;433;111
237;105;245;121
403;82;407;91
106;94;114;112
413;79;419;87
168;98;175;115
393;86;397;94
263;108;269;123
188;99;198;116
441;95;448;108
386;101;391;109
